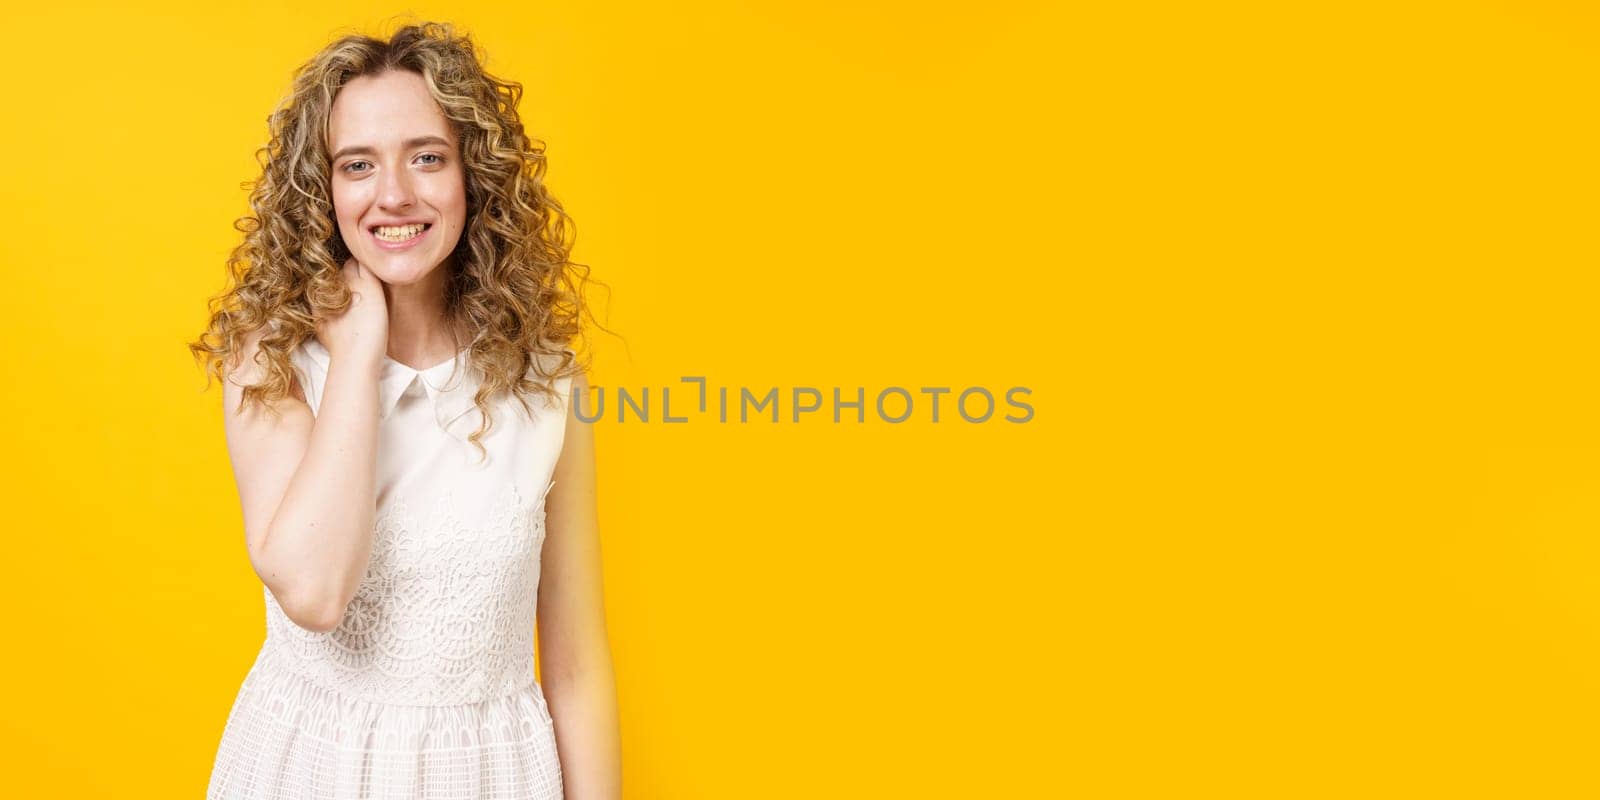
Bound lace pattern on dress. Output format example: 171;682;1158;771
263;479;557;707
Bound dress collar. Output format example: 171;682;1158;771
300;337;480;440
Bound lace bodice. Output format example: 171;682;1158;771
262;479;554;705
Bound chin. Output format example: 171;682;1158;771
364;257;442;285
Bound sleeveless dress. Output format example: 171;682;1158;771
208;337;574;800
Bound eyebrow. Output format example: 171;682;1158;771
330;135;452;162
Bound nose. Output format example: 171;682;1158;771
375;162;417;211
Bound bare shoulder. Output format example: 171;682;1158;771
556;365;594;465
559;346;587;394
222;325;306;416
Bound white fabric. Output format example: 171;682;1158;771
209;338;573;799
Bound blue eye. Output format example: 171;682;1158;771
339;154;443;175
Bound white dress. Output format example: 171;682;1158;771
208;337;573;799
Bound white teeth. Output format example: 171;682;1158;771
374;224;426;241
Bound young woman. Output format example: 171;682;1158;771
189;22;620;799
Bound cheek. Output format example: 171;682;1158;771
440;169;467;215
439;184;466;214
423;183;468;227
332;186;363;229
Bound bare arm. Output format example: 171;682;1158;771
538;370;623;798
221;259;390;633
222;327;384;632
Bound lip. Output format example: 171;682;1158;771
368;223;432;252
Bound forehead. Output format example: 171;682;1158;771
327;70;454;148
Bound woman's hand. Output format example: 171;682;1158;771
316;257;389;372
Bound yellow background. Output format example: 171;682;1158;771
0;1;1596;796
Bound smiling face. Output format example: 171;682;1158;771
327;69;467;286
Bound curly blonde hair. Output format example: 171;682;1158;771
189;20;604;459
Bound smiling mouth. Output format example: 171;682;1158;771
370;223;432;243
